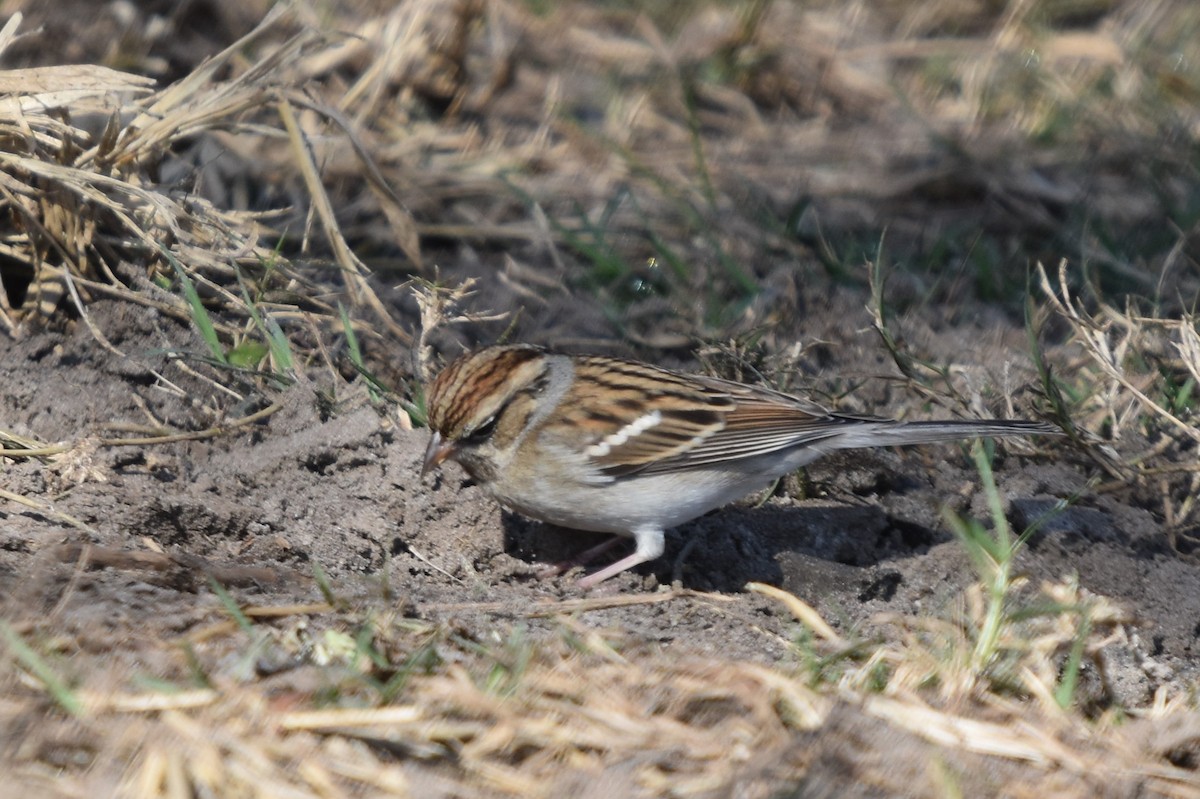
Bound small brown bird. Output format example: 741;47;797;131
422;345;1056;588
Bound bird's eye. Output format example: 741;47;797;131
463;415;498;443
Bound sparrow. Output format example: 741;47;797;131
421;344;1056;588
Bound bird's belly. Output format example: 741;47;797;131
490;466;779;536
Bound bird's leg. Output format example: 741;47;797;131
577;525;665;589
535;535;626;579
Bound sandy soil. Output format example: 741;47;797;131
2;268;1197;796
3;1;1200;794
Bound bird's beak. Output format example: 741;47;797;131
422;431;457;475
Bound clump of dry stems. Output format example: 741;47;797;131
3;2;1200;798
0;6;415;347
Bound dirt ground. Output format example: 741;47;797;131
3;0;1200;796
3;272;1198;795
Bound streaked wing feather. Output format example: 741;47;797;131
587;372;862;477
589;405;726;476
638;402;856;474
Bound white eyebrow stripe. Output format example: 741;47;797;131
586;410;663;457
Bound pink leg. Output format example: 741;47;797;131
536;535;627;579
577;525;665;589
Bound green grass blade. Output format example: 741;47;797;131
312;560;339;607
263;315;294;375
208;577;254;634
169;256;227;365
1;622;84;716
1054;611;1092;709
340;302;381;403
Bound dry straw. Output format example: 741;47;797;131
0;6;415;344
3;1;1200;797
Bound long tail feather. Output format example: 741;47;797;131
830;419;1058;450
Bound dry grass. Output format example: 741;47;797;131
0;5;414;347
3;590;1197;798
2;0;1200;796
1037;261;1200;544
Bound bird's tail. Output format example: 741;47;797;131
830;419;1059;450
